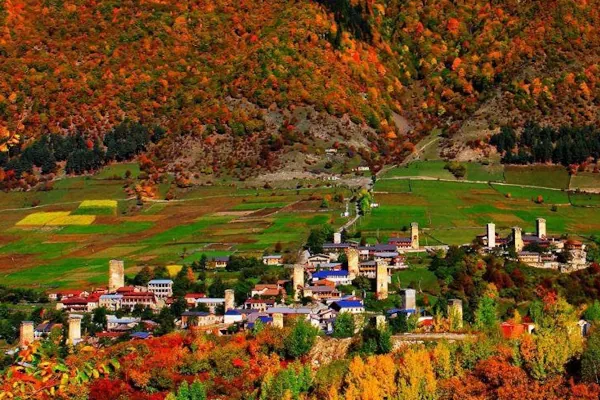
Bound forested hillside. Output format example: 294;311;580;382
1;0;599;177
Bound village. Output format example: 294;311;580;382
13;217;592;350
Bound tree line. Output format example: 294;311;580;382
491;122;600;166
0;121;165;180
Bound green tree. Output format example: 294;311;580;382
153;265;170;279
154;307;175;336
582;330;600;384
169;380;207;400
92;307;108;330
133;266;154;286
332;313;355;338
584;301;600;322
389;313;408;334
474;297;497;330
208;277;225;298
284;319;319;359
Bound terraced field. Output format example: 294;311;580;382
0;164;351;289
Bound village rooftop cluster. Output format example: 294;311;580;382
14;218;591;350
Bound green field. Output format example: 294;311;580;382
464;162;505;182
0;165;352;289
504;165;570;189
360;177;600;246
3;160;600;289
382;161;456;180
570;172;600;190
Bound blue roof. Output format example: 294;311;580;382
225;309;241;316
148;279;173;284
387;308;416;314
312;270;349;279
334;300;364;308
130;332;151;339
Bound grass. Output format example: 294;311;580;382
72;199;118;215
570;172;600;190
94;162;140;179
382;161;456;180
504;165;570;189
569;192;600;207
490;184;570;204
465;162;505;182
0;166;353;288
358;176;600;246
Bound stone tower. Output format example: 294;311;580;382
333;232;342;244
108;259;125;292
224;289;235;311
272;313;284;329
447;299;463;329
376;260;388;300
536;218;546;239
68;315;82;345
293;265;305;301
487;223;496;248
345;247;359;278
402;289;416;311
512;227;524;252
19;321;34;348
411;222;419;249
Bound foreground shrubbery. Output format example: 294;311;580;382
2;293;600;400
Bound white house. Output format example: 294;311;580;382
147;279;173;299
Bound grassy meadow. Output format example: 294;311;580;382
368;161;600;245
0;163;352;289
2;159;600;290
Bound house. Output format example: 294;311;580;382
262;255;283;266
311;270;352;286
388;237;412;249
181;311;224;328
307;254;331;270
34;322;63;338
56;297;90;312
244;298;276;312
313;262;343;271
330;300;364;314
184;293;206;306
192;298;225;314
304;285;341;300
147;279;173;299
85;293;101;312
107;316;140;332
130;332;153;340
48;290;89;302
121;292;157;310
116;286;139;294
209;256;229;269
322;242;356;258
224;309;244;324
518;251;542;265
99;294;123;311
500;321;535;339
247;315;274;329
251;284;285;298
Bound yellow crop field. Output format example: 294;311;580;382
16;212;70;226
16;212;95;226
167;264;183;276
74;199;118;215
46;215;95;226
79;200;118;209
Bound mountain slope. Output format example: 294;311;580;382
0;0;599;175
